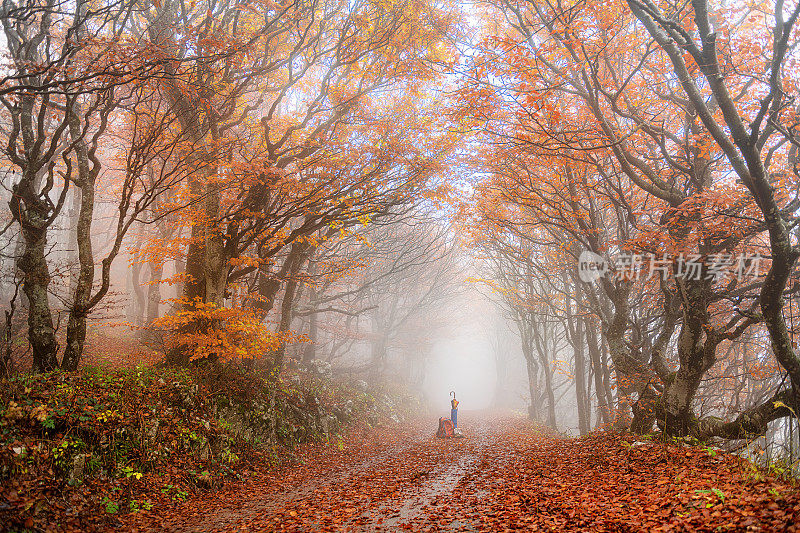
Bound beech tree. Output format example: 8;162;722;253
0;0;142;371
133;0;458;366
624;0;800;437
457;0;799;438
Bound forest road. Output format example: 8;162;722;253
127;412;800;532
127;412;510;532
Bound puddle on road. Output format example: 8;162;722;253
365;424;490;532
171;429;433;533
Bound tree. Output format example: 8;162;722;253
137;0;458;367
624;0;800;437
457;0;799;438
294;214;463;382
0;0;141;371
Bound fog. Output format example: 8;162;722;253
424;332;497;412
0;0;797;475
2;195;791;451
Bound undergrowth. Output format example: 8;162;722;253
0;363;415;531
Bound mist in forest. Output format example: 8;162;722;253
425;334;496;412
6;0;800;530
0;0;799;477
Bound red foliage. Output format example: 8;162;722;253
126;413;800;532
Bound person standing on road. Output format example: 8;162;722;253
450;391;459;428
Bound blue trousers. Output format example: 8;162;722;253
451;408;458;428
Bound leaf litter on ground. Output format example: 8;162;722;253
126;413;800;532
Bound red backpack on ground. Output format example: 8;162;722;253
436;417;455;438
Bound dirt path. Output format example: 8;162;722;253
127;412;800;532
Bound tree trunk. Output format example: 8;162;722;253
574;318;590;436
586;321;611;426
604;327;634;429
303;306;318;363
166;175;227;366
272;242;310;370
146;263;163;326
564;280;590;436
131;251;146;327
62;133;96;370
524;353;540;421
173;255;186;304
273;278;300;369
1;284;21;378
181;166;226;306
19;220;59;372
370;314;388;380
661;278;714;435
540;347;557;429
302;264;318;363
